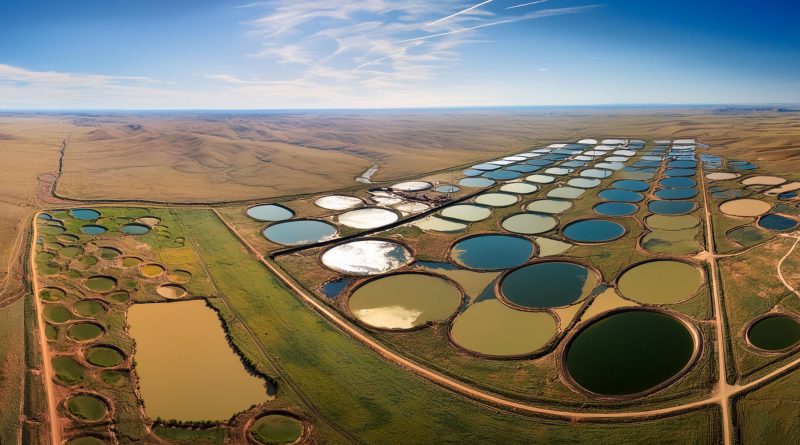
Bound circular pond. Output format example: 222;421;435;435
565;310;696;396
581;169;613;179
66;437;106;445
321;240;412;275
594;202;637;217
451;235;535;270
644;214;700;231
40;287;66;302
121;223;150;235
659;177;696;188
392;181;431;192
706;172;740;181
66;395;108;422
84;346;124;368
347;273;462;330
526;199;572;214
74;300;107;317
563;219;625;243
757;214;798;232
500;262;599;309
500;183;538;194
612;180;649;192
435;184;460;193
474;193;518;207
547;187;585;200
484;170;521;180
501;213;557;235
338;208;399;229
525;174;555;184
250;414;304;445
746;315;800;352
654;188;698;200
648;200;697;215
263;220;337;246
157;284;188;299
617;260;703;304
246;204;294;221
315;195;364;211
742;176;786;186
71;209;101;221
85;276;116;293
80;225;107;235
450;300;557;357
459;177;495;188
720;199;772;217
567;178;601;189
441;205;491;222
599;189;644;203
67;323;104;342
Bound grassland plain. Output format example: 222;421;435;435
0;298;25;442
176;208;723;444
733;366;800;444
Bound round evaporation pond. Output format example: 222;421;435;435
348;274;462;330
71;209;101;221
526;174;555;184
500;262;598;309
74;300;106;317
500;183;538;194
85;276;116;293
338;208;398;229
85;346;124;367
594;202;637;217
459;177;495;188
612;180;649;192
719;199;772;217
451;235;534;270
618;261;703;304
435;185;460;193
667;160;697;169
121;223;150;235
758;214;798;232
655;188;698;200
526;199;572;214
463;169;483;177
747;315;800;351
392;181;431;192
563;219;625;243
566;310;695;396
659;177;697;188
502;213;558;235
472;163;501;171
246;204;294;221
474;193;518;207
664;168;696;177
263;220;337;246
251;414;304;445
66;395;108;421
67;323;104;341
483;170;521;181
66;437;106;445
648;200;697;215
599;189;644;203
321;240;412;275
645;214;700;231
80;225;107;235
441;204;491;222
567;178;601;189
507;164;540;173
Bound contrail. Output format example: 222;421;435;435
399;6;598;44
506;0;548;10
428;0;495;26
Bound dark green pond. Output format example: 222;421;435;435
611;180;649;192
563;219;625;243
599;189;644;203
263;220;337;246
648;200;697;215
757;214;799;232
594;202;638;216
451;235;534;271
566;310;695;395
747;315;800;351
500;261;598;309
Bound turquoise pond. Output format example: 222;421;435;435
80;225;107;235
599;189;644;203
121;223;150;235
71;209;101;221
594;202;638;217
648;200;697;215
611;180;649;192
654;188;699;200
246;204;294;222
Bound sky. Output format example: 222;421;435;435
0;0;798;109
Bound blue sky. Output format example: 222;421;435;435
1;0;798;109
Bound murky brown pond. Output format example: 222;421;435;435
719;199;772;217
127;300;268;421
